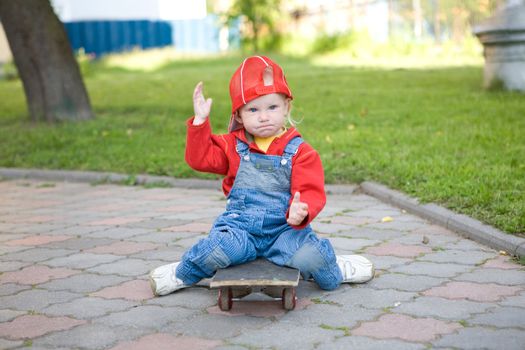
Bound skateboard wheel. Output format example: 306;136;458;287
282;287;296;310
218;287;233;311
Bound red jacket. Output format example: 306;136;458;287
185;117;326;229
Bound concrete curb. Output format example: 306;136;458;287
1;167;522;257
360;181;525;258
0;167;222;190
0;167;358;195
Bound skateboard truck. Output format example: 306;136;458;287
211;259;300;311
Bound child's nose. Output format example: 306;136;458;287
258;111;269;122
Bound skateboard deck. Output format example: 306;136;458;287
210;259;300;311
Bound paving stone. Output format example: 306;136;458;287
0;265;79;285
483;255;524;269
367;273;446;292
229;320;340;350
352;313;462;342
423;281;522;302
0;314;86;340
43;296;137;319
469;306;525;328
444;239;494;251
47;225;109;236
161;222;212;233
91;279;155;301
147;287;216;309
173;234;209;249
163;313;271;339
432;327;525;350
85;227;152;239
44;237;116;250
329;237;381;252
394;296;493;319
130;247;185;261
350;208;403;218
344;227;405;240
44;252;123;269
4;234;72;246
0;260;31;272
95;305;192;329
0;233;30;243
367;255;412;270
34;324;149;350
390;261;473;278
109;333;222;350
0;245;31;256
420;249;496;265
0;338;24;349
364;220;428;232
39;273;128;293
87;258;163;277
0;289;80;312
125;219;189;230
0;283;30;297
389;232;458;246
281;303;381;329
0;309;25;322
500;292;525;307
324;287;416;309
2;179;524;350
454;268;525;285
323;215;375;226
0;248;75;263
85;241;160;256
212;345;249;350
367;243;432;258
316;336;426;350
86;216;147;226
311;222;355;234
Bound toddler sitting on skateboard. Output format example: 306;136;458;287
150;56;374;296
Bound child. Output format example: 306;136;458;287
150;56;374;296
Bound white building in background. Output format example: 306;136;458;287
0;0;232;61
51;0;207;22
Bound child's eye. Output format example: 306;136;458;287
248;107;257;113
269;105;278;110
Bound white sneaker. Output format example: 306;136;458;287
149;262;188;296
337;255;375;283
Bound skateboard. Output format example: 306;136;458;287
210;259;300;311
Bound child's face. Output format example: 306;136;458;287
235;93;290;138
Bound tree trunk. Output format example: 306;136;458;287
0;0;93;122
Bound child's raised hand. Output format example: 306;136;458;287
193;81;212;125
287;192;309;226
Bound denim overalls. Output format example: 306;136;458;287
177;136;343;290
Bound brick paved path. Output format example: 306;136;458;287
0;179;524;349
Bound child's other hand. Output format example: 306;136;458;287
287;192;309;226
193;81;212;125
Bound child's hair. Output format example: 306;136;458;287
286;100;302;128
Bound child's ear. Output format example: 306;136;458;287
285;98;292;114
234;111;243;124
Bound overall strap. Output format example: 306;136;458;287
282;136;304;162
235;138;250;157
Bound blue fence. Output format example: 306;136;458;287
64;20;173;57
63;15;235;57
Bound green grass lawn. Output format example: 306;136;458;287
0;54;524;235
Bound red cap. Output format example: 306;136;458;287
228;56;293;132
